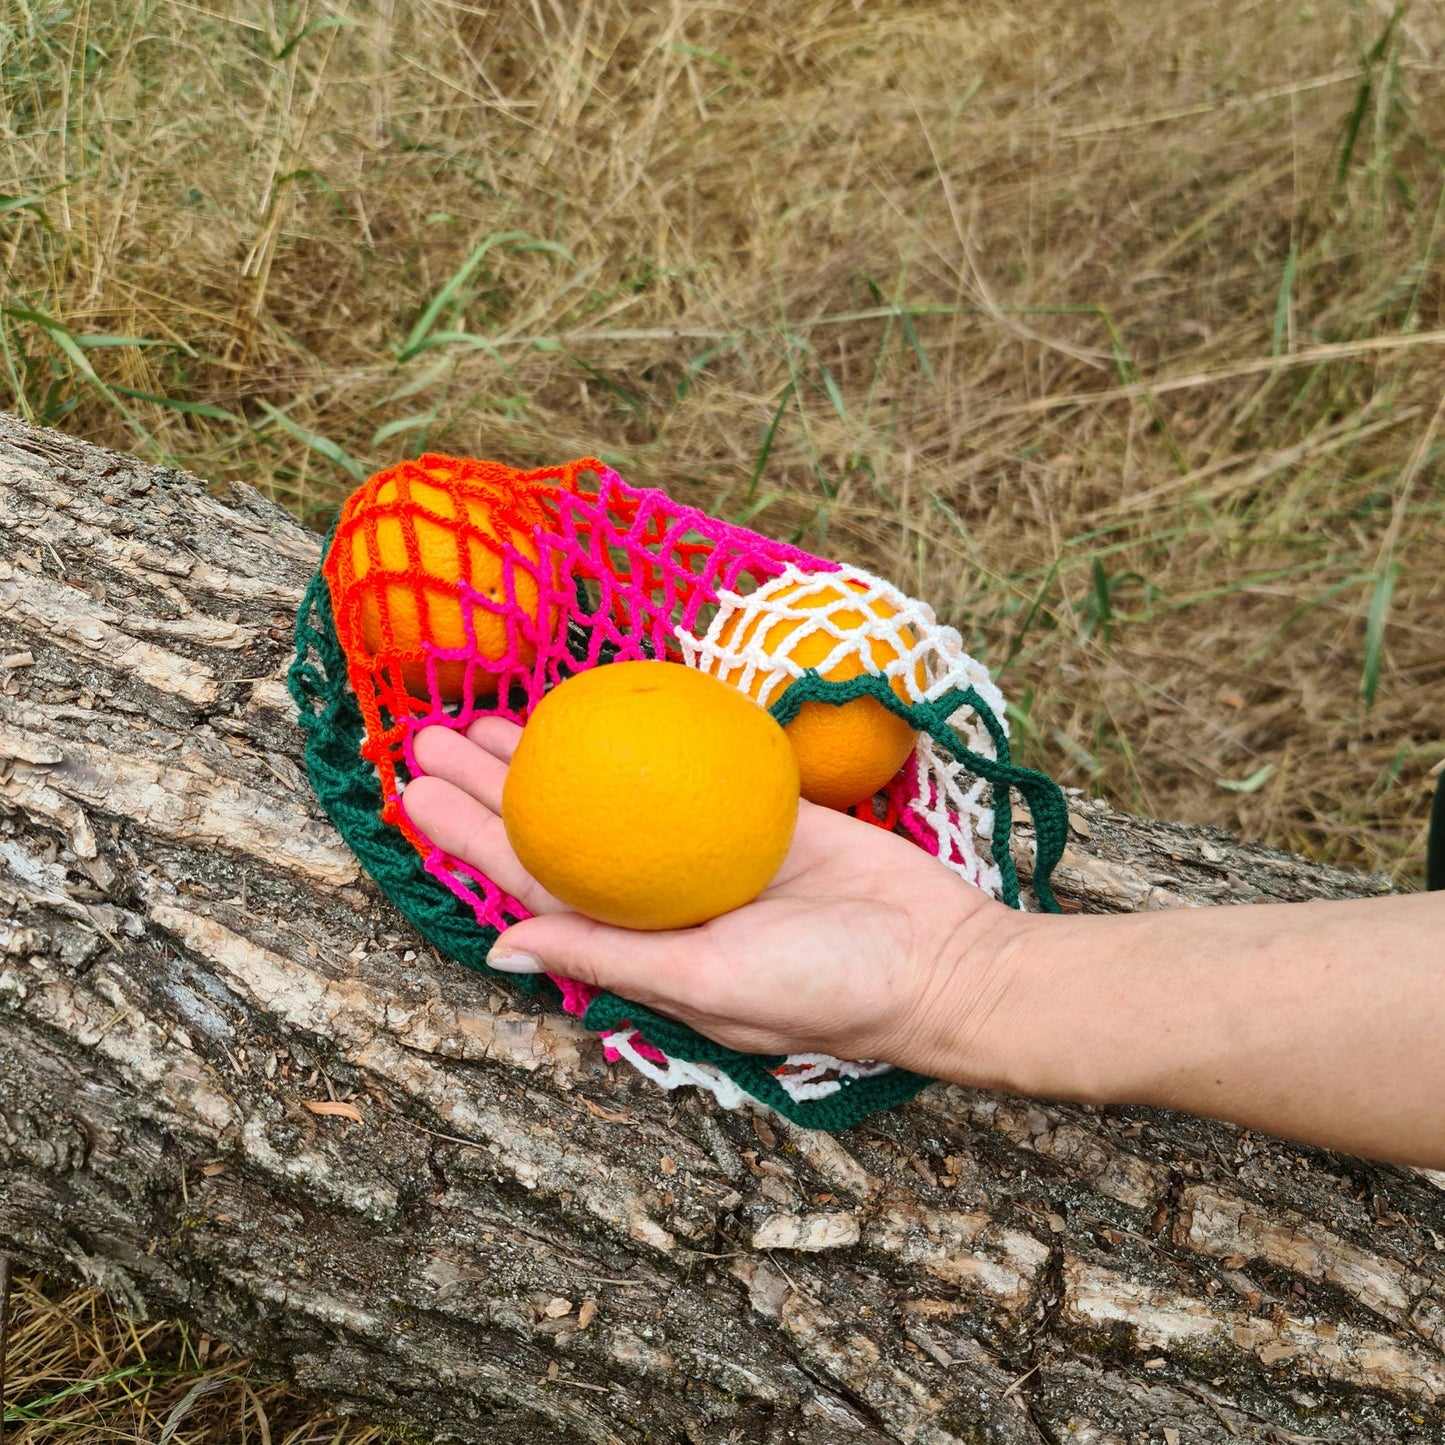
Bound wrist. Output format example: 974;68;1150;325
900;898;1046;1090
917;905;1153;1104
907;891;1445;1169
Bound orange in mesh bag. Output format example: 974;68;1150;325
341;455;560;703
709;573;928;809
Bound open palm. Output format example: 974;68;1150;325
403;718;1017;1076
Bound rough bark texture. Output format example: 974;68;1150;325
0;410;1440;1445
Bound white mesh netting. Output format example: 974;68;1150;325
592;562;1016;1112
678;562;1009;898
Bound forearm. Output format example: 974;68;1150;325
947;893;1445;1168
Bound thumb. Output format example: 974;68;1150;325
488;912;700;1001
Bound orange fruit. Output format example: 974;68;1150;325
502;660;800;931
349;462;550;700
713;576;923;810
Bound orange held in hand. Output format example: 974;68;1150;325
713;576;924;810
347;457;554;701
502;660;800;931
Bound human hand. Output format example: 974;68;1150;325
399;716;1445;1165
402;718;1030;1080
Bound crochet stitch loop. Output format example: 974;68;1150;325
289;562;522;982
290;456;1069;1130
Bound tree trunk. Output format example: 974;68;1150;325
0;410;1440;1445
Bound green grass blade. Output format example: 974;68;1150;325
257;402;366;482
745;379;796;504
75;334;181;350
1005;686;1042;748
1336;76;1374;186
108;384;241;421
897;307;935;382
730;491;783;526
678;339;737;398
0;192;47;217
669;41;755;84
1336;3;1403;185
1002;556;1062;671
1216;763;1276;794
1271;244;1297;356
569;356;647;421
1051;726;1102;776
398;231;532;361
372;413;437;447
1361;559;1400;708
399;328;511;371
0;315;34;419
5;305;154;442
0;179;66;230
385;355;456;403
1243;571;1375;664
4;1364;167;1420
1090;555;1114;643
276;15;358;60
514;238;577;263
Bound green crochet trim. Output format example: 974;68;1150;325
580;986;936;1121
766;670;1069;914
289;560;1067;1130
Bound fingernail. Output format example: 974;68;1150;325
488;950;543;974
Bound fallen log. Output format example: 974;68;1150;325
0;410;1439;1445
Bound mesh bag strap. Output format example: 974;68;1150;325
767;672;1069;913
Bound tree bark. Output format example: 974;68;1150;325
0;410;1440;1445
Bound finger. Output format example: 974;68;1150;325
490;913;713;1008
402;775;564;914
412;725;508;813
464;714;523;761
491;915;800;1056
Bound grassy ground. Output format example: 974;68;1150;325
2;0;1443;1437
1;1270;396;1442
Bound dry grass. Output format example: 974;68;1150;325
4;0;1443;876
0;1270;398;1443
2;0;1443;1436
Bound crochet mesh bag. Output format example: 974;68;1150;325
288;455;1068;1130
